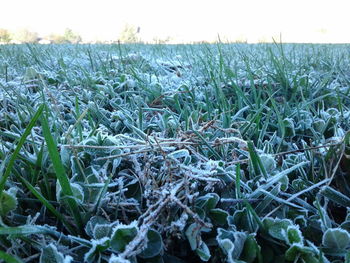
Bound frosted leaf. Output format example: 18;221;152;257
109;255;130;263
168;149;190;160
322;228;350;249
259;154;276;174
40;244;73;263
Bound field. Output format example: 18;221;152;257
0;43;350;263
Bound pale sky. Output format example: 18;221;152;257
0;0;349;43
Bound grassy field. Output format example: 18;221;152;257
0;43;350;263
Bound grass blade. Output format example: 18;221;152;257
0;104;44;197
41;108;83;234
13;171;76;234
320;186;350;208
247;141;267;179
0;250;23;263
0;225;54;235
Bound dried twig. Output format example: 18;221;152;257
227;141;343;165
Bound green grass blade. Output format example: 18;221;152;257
0;225;53;235
319;186;350;208
0;104;44;197
31;141;44;185
41;109;83;234
14;171;76;234
250;161;309;198
0;250;23;263
247;141;261;178
192;130;222;159
244;201;264;232
93;174;111;214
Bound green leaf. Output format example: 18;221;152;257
185;223;200;250
40;244;72;263
209;208;229;225
263;217;293;241
285;244;316;262
278;174;289;191
196;193;220;212
60;146;71;168
195;206;206;220
84;238;110;263
216;228;246;262
85;216;109;238
0;190;17;216
301;254;322;263
229;208;251;231
259;154;276;174
110;222;138;253
56;182;84;204
139;229;163;258
283;118;296;137
109;254;131;263
240;234;261;263
195;241;211;261
93;224;112;240
285;225;304;245
322;228;350;249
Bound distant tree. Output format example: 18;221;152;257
47;29;81;44
48;34;66;44
0;28;11;43
13;29;39;43
63;28;82;43
119;24;140;43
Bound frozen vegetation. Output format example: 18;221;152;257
0;43;350;262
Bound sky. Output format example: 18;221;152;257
0;0;349;43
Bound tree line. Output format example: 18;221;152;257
0;28;83;44
0;24;144;44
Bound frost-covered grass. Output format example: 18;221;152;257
0;43;350;263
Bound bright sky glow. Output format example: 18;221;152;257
0;0;349;43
